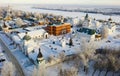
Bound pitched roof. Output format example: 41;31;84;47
3;22;8;28
37;48;43;58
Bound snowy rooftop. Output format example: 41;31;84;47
18;29;47;39
49;23;70;27
23;26;43;31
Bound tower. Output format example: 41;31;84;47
37;48;45;65
2;22;9;33
4;5;12;21
22;32;31;56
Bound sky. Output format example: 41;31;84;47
0;0;120;5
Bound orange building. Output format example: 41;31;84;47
46;23;71;36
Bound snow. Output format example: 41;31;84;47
24;26;43;31
0;4;120;76
28;47;39;61
11;35;21;44
16;26;48;39
0;39;9;76
0;32;35;76
12;5;120;23
35;35;78;58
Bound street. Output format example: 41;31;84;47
0;35;25;76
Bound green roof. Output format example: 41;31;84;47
23;35;31;41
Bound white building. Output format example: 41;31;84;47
10;26;49;58
72;17;80;26
60;38;66;47
18;26;49;39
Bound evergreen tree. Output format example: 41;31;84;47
69;38;73;46
85;14;88;20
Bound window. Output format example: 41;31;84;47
61;28;66;34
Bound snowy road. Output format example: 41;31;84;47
0;32;25;76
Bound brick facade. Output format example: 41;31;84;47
46;23;71;36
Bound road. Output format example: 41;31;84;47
0;36;25;76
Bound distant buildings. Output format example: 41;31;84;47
76;14;117;41
2;22;9;32
0;6;118;66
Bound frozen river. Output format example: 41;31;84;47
12;5;120;23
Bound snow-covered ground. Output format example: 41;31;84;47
0;43;9;76
0;4;120;76
12;5;120;23
0;27;120;76
0;32;35;76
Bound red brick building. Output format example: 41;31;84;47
46;23;71;36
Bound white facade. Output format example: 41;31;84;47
72;18;80;25
60;39;66;47
82;20;89;28
108;25;116;35
18;29;48;39
23;40;37;55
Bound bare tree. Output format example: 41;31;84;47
34;13;43;20
59;52;66;62
47;55;56;63
1;61;16;76
92;47;120;76
32;67;38;76
32;64;46;76
79;39;100;74
58;67;78;76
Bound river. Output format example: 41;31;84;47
12;5;120;23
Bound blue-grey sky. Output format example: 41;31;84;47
0;0;120;5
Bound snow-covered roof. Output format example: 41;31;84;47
29;51;38;61
8;21;15;24
18;33;26;39
12;35;21;44
18;29;47;39
24;26;42;31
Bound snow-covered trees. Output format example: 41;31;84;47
69;38;73;46
79;38;100;74
47;55;55;63
93;47;120;76
1;61;16;76
34;13;43;20
15;18;24;27
58;67;78;76
101;25;109;39
85;13;89;20
15;10;23;17
80;38;99;57
32;64;46;76
59;52;66;62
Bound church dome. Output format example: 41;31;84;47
108;18;112;21
23;32;31;41
3;22;8;28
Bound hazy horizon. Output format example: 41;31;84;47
0;4;120;9
0;0;120;6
